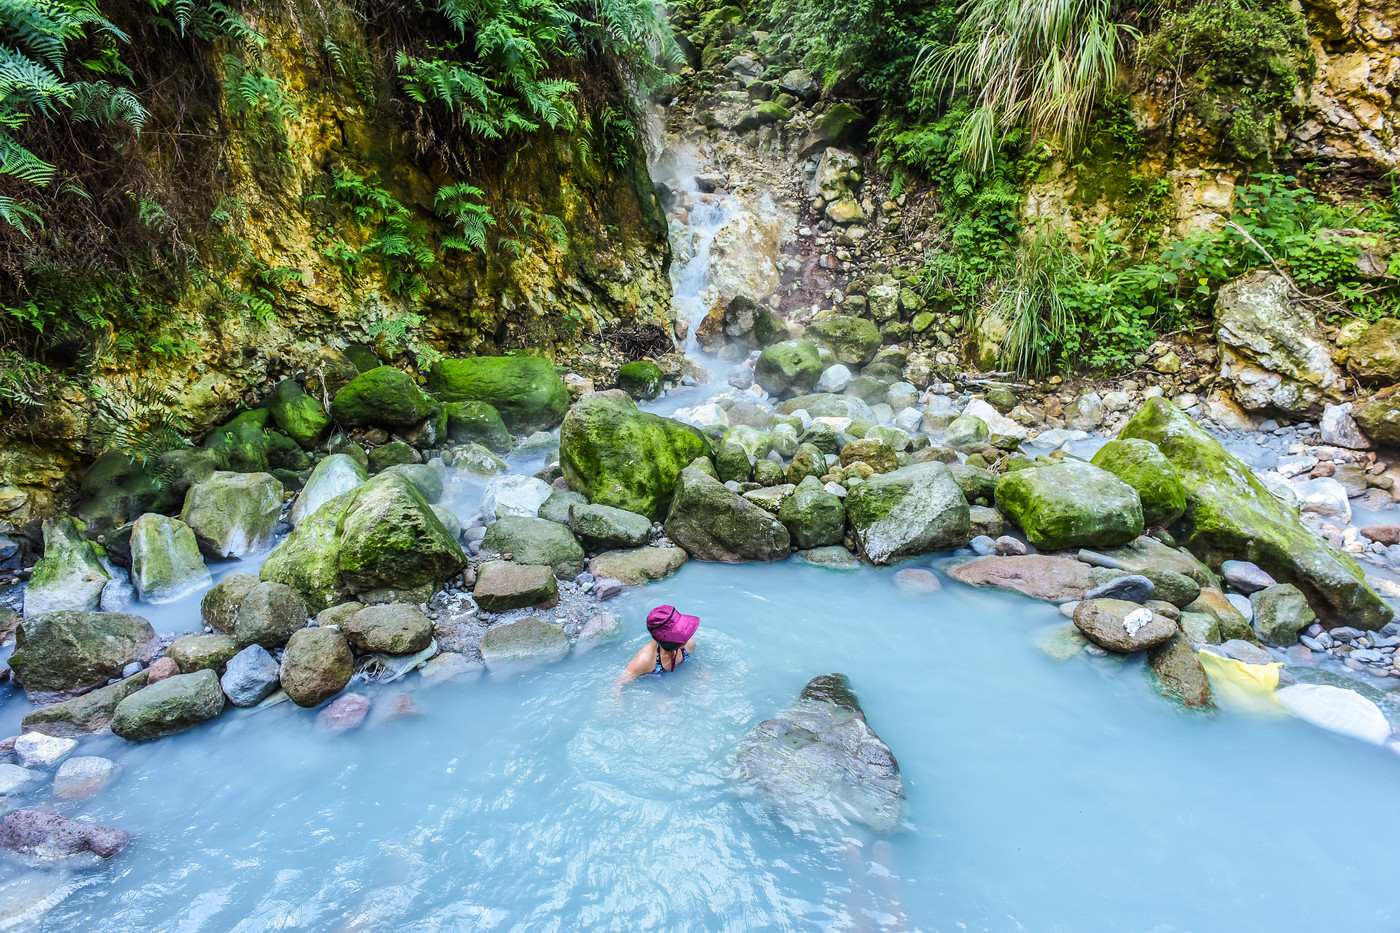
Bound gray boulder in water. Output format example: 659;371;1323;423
0;809;129;860
736;673;905;832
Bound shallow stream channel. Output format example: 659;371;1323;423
3;135;1400;933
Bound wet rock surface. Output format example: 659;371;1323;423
736;673;905;832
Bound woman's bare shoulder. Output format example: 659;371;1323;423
625;643;655;675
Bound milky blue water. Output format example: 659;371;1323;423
7;554;1398;933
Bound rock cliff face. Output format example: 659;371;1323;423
1291;0;1400;178
0;0;672;536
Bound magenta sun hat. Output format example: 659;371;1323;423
646;605;699;644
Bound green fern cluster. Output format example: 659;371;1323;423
328;167;438;299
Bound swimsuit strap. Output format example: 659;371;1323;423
653;644;688;674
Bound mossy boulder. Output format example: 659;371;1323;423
129;513;212;603
481;515;587;577
111;669;224;741
559;390;711;521
805;316;881;366
200;572;259;634
180;471;284;560
845;462;971;565
617;361;665;401
75;451;183;538
472;562;560;612
786;443;828;486
260;472;466;611
588;547;688;584
778;485;846;549
716;438;753;483
569;502;652;549
268;378;331;449
1344;318;1400;383
1354;388;1400;446
1119;397;1393;628
755;340;823;398
994;460;1144;551
427;356;569;433
1091;438;1187;528
947;464;997;504
233;581;309;649
444;401;512;453
367;441;418;473
21;671;149;737
342;603;433;655
9;611;159;700
1146;634;1214;711
330;367;435;428
167;633;239;672
24;517;109;616
840;438;898;473
799;103;867;156
280;627;354;707
664;467;791;562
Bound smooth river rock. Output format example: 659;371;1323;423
23;517;109;616
736;673;905;832
280;627;354;707
220;645;281;707
0;809;129;860
948;555;1096;602
9;611;159;701
129;513;212;603
1073;599;1178;653
480;617;571;669
845;462;971;565
111;669;225;740
180;471;284;559
588;547;688;585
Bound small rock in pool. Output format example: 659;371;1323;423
0;809;129;860
0;763;41;796
318;693;371;734
121;662;143;679
969;535;997;556
419;652;483;686
1360;524;1400;546
592;577;625;600
1086;574;1155;604
1073;599;1176;653
385;693;420;720
14;732;77;769
1221;560;1274;595
52;756;120;800
893;568;942;595
994;536;1027;556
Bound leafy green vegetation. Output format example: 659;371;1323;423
1137;0;1309;162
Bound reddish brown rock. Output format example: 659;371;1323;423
1360;524;1400;546
947;555;1095;602
146;657;180;684
317;693;371;734
0;809;129;860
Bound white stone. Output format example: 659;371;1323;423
812;416;852;433
0;763;40;796
1276;684;1393;745
480;474;553;522
690;403;730;427
1320;403;1372;449
823;481;848;498
894;407;923;434
815;364;853;393
1028;428;1072;450
1292;477;1352;523
14;733;77;769
885;382;918;411
292;454;368;526
1275;455;1318;478
52;756;120;799
1102;391;1131;412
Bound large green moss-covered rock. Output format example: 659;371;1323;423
1090;438;1187;528
778;483;846;549
1119;397;1393;628
330;367;435;428
75;451;183;539
444;400;512;453
617;361;664;400
260;472;466;611
481;516;586;578
755;340;823;398
805;315;881;366
845;462;971;565
1343;318;1400;384
111;669;224;741
664;467;791;562
995;460;1144;551
130;513;212;603
9;611;159;700
180;471;284;560
1354;388;1400;446
427;356;569;433
559;390;712;521
268;378;331;449
21;671;149;736
24;517;109;616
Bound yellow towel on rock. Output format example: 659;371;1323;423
1197;650;1287;717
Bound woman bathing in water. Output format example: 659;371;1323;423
615;605;698;688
